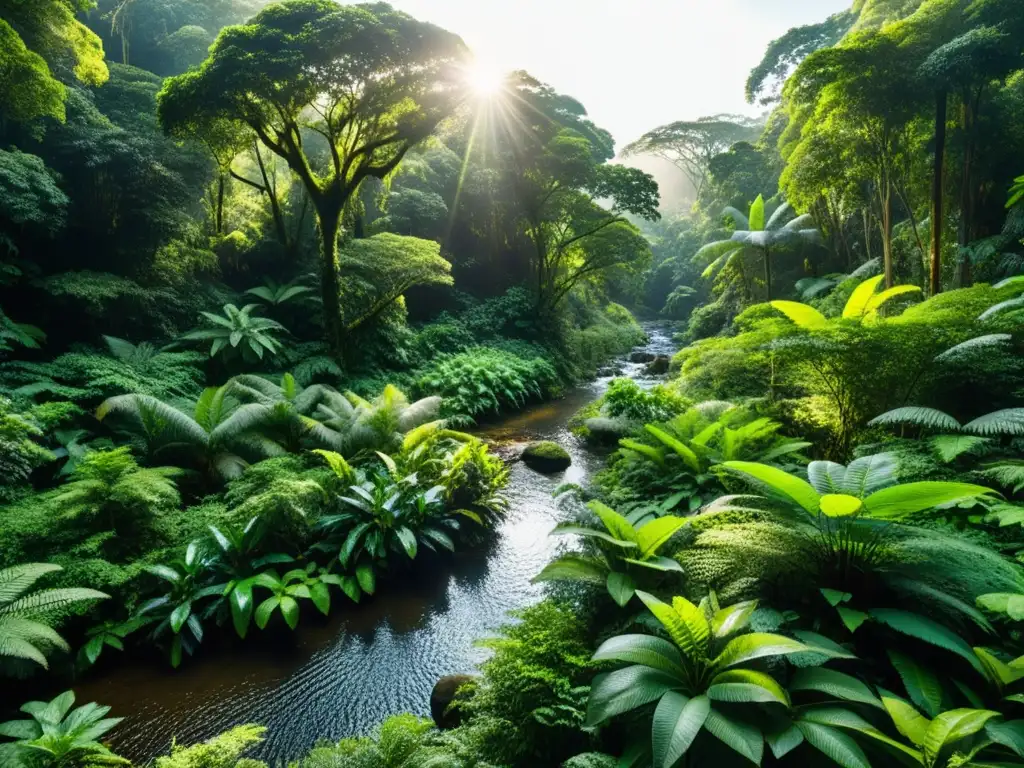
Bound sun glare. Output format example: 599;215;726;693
465;61;505;99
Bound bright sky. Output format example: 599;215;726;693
388;0;851;149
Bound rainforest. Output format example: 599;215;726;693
3;0;1024;766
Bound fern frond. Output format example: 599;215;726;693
964;409;1024;436
2;588;109;616
931;435;991;463
980;297;1024;321
398;396;443;432
980;462;1024;494
618;439;666;467
402;420;446;452
0;564;62;604
935;334;1013;362
868;407;961;431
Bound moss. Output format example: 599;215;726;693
521;441;572;472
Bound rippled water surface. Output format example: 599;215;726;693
74;325;676;763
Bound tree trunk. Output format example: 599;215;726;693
317;206;344;356
956;89;978;287
763;247;772;301
216;174;225;235
880;181;894;289
930;89;946;297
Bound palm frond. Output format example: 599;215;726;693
721;207;750;230
398;396;443;432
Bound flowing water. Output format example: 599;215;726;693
74;325;676;764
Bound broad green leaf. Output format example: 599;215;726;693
279;596;299;630
230;583;253;639
843;275;885;319
707;669;789;705
820;588;852;607
978;593;1024;621
796;721;870;768
645;426;700;472
749;194;766;231
712;600;757;639
862;482;997;520
652;692;709;768
792;630;858;660
770;300;828;329
888;650;943;718
871;609;984;673
619;439;666;467
623;555;684;573
712;633;809;671
355;564;375;595
799;705;922;758
254;597;278;630
820;494;862;517
974;647;1024;689
585;665;680;726
606;572;636;607
923;709;999;766
863;285;922;319
169;602;191;634
309;582;330;616
879;688;930;747
836;606;869;633
636;516;688;558
588;501;639;543
703;707;763;764
766;724;804;759
592;634;686;677
637;591;709;661
719;461;820;514
986;720;1024;758
790;668;883;709
395;526;418;559
532;555;607;585
548;525;639;548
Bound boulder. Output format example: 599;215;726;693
431;674;476;729
644;355;671;375
521;441;572;472
629;351;656;364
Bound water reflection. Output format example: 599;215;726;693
73;326;674;763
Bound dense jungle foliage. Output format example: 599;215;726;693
5;0;1024;766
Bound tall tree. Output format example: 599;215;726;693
158;0;469;356
487;75;660;316
782;32;924;288
622;116;761;201
746;9;857;106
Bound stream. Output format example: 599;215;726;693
74;324;677;764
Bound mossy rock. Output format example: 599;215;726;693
430;673;476;730
521;441;572;473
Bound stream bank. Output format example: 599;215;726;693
74;324;677;763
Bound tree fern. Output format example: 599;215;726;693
0;564;108;669
980;462;1024;494
980;296;1024;321
931;435;990;463
963;409;1024;436
869;407;962;431
934;334;1013;362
